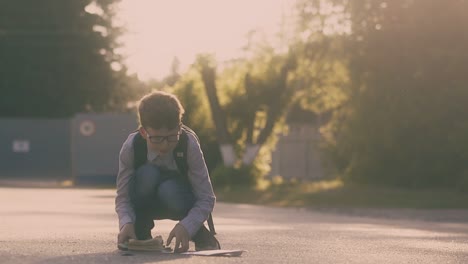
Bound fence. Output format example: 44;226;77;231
0;118;71;179
0;114;324;184
0;113;138;184
269;123;325;180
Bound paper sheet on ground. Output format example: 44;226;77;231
181;249;245;256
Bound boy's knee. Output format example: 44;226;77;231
167;203;191;219
157;180;194;218
133;164;161;198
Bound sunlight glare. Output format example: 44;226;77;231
117;0;296;80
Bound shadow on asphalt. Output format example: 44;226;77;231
90;194;115;199
312;207;468;223
35;250;191;264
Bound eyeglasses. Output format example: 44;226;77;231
147;132;181;144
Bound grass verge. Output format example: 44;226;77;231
215;178;468;209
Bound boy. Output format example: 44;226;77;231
115;91;220;253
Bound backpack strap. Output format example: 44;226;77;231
133;131;148;170
172;127;189;178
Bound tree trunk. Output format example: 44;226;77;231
199;59;235;166
242;144;261;165
220;144;236;166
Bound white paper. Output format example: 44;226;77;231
12;140;30;153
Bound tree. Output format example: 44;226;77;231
196;44;298;168
193;1;350;171
171;69;223;173
0;0;139;118
196;55;236;166
326;0;468;188
292;0;351;113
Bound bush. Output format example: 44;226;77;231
210;165;262;187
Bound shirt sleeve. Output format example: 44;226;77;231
115;133;137;231
178;133;216;237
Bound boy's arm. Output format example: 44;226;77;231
179;133;216;238
115;133;137;230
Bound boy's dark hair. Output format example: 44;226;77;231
138;91;185;129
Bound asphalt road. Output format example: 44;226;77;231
1;187;468;263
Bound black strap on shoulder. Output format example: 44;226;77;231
172;126;190;178
133;131;148;170
132;126;216;235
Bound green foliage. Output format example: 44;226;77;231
221;49;297;144
172;69;223;172
0;0;142;117
194;47;298;173
291;0;352;115
217;180;468;209
321;0;468;189
210;164;263;187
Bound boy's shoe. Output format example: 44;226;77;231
192;225;221;251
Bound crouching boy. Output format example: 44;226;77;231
115;91;220;253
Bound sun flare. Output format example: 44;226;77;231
117;0;296;80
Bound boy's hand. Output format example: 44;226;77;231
167;223;189;253
118;223;137;245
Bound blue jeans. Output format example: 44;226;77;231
130;164;195;239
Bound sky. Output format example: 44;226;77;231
116;0;296;81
